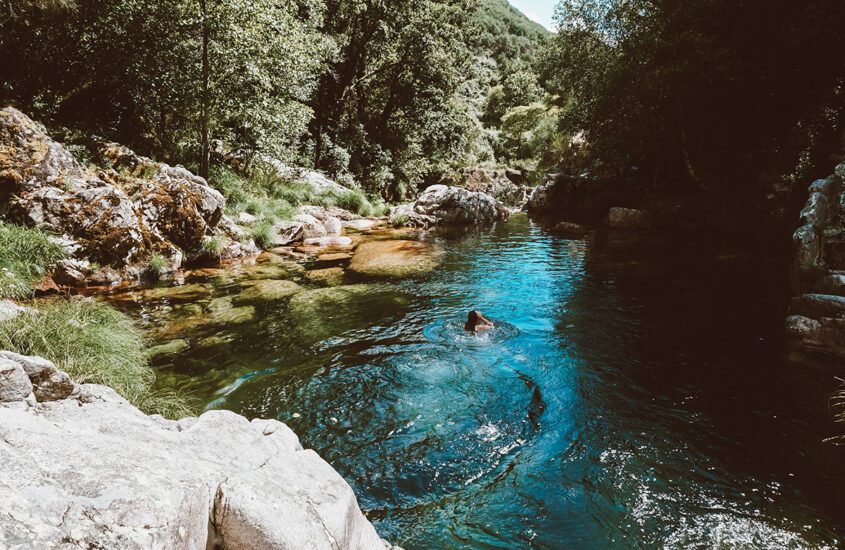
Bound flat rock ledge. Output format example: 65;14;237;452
0;351;401;550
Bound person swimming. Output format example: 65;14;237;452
465;310;494;332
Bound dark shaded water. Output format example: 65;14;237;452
126;214;845;548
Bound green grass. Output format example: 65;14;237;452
248;219;276;249
0;299;192;418
390;212;409;227
0;221;67;300
208;164;388;248
200;235;229;257
146;253;167;279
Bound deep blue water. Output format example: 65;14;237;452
142;213;845;548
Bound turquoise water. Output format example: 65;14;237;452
134;214;845;548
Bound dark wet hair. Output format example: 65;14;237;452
465;310;479;331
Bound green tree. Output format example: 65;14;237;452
484;68;544;125
0;0;327;173
500;102;547;159
309;0;478;198
542;0;845;194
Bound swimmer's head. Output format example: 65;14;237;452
465;310;479;330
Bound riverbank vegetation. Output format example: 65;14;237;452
0;221;67;300
0;299;192;418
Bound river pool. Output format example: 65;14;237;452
108;213;845;549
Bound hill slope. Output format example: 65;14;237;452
474;0;551;72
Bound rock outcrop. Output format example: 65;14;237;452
445;168;532;210
0;351;400;550
787;164;845;356
388;185;511;229
0;107;256;277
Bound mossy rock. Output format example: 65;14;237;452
240;261;305;281
233;279;302;305
288;284;409;342
304;267;345;287
206;296;234;313
210;305;256;325
147;338;189;359
142;283;213;302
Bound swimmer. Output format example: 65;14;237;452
464;310;494;332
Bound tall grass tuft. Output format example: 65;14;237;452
145;252;167;280
0;221;67;299
0;299;192;418
335;190;367;215
200;235;229;258
248;219;276;249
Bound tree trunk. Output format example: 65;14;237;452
199;0;210;179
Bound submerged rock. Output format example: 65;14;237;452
605;207;648;229
240;259;305;281
142;282;213;302
147;338;189;359
233;279;302;304
210;305;256;325
347;240;441;279
289;284;409;341
551;221;587;236
389;185;511;228
0;352;399;549
305;267;345;287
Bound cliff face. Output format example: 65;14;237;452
0;351;400;550
786;163;845;356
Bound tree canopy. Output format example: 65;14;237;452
542;0;845;196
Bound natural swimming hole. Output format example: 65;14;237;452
115;213;845;549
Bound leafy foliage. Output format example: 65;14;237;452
0;0;327;166
541;0;845;195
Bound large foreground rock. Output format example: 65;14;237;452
0;352;400;550
388;185;511;228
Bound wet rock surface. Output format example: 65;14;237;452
347;240;442;279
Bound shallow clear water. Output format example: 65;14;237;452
120;214;845;548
